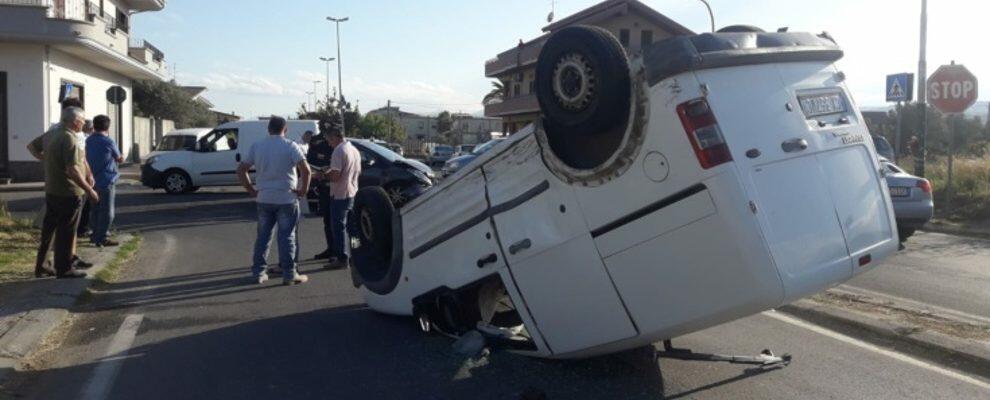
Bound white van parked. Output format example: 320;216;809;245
142;120;317;193
345;27;898;359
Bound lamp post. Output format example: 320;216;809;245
305;91;315;111
327;16;348;132
319;56;335;105
312;80;322;108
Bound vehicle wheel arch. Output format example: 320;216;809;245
162;168;194;194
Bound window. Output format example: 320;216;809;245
529;80;535;94
158;135;197;151
59;81;84;108
200;129;238;152
619;29;630;47
116;9;129;33
641;30;654;46
513;84;521;98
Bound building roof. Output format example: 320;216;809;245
180;86;208;98
367;106;425;119
542;0;693;36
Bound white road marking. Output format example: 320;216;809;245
80;314;145;400
763;311;990;391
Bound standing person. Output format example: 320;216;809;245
26;98;93;277
35;107;99;279
306;118;337;260
86;115;122;247
320;127;361;270
237;117;312;285
77;119;95;238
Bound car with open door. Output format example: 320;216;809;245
345;26;898;359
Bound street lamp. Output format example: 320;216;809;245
326;16;348;132
305;91;315;111
312;80;322;108
319;56;335;105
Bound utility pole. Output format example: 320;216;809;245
915;0;928;176
312;80;322;109
306;91;315;111
327;16;349;133
319;57;335;105
895;101;903;163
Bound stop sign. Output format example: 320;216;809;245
928;64;978;114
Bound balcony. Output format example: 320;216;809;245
484;34;548;78
484;94;540;118
0;0;168;80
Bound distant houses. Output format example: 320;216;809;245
366;106;501;152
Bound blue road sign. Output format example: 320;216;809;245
886;73;914;102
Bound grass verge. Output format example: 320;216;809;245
94;235;142;284
0;200;39;283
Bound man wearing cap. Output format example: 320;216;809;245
237;117;312;285
306;117;338;260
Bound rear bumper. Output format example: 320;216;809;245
892;200;934;228
141;164;166;189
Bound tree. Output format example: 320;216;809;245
356;114;406;144
482;81;506;105
436;110;453;133
298;97;361;137
133;80;215;128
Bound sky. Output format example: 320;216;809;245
131;0;989;119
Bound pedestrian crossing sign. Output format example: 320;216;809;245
886;73;914;102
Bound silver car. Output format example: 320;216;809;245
883;159;934;242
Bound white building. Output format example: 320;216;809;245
0;0;169;182
366;106;502;153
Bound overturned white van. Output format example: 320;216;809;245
347;26;898;359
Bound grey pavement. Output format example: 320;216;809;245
1;186;988;399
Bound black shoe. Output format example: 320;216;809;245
314;249;333;260
78;229;92;238
56;269;87;279
35;261;56;278
73;258;94;269
324;258;348;270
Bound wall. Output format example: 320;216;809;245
133;115;152;159
48;47;134;159
0;43;45;166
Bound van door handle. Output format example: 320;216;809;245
781;138;809;153
235;153;241;162
476;253;498;268
509;238;532;255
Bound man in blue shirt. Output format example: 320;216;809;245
85;115;122;247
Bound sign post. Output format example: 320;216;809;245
886;73;914;162
928;62;978;211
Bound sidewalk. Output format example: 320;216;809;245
780;286;990;379
0;234;136;382
0;165;141;193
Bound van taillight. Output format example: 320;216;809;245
677;99;732;169
917;179;932;193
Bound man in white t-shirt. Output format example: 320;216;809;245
237;117;312;285
319;128;361;270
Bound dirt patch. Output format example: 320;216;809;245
0;203;39;283
811;291;990;342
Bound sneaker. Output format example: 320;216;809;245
255;272;269;285
35;261;56;278
324;258;347;270
73;257;94;269
283;272;309;286
56;269;87;279
96;239;120;247
313;249;333;260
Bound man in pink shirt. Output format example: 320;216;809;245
319;128;362;269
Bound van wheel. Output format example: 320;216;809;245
717;25;765;33
536;25;631;170
351;186;402;295
163;170;192;194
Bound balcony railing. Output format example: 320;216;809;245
484;94;540;118
0;0;128;32
129;38;165;62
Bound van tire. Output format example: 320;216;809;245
163;169;192;194
536;25;631;170
351;186;403;295
717;25;765;33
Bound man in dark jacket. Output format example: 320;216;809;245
306;117;339;259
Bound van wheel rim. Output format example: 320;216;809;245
166;174;186;192
553;52;595;111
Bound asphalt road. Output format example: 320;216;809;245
2;186;989;399
847;231;990;320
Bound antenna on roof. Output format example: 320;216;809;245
698;0;715;32
547;0;555;23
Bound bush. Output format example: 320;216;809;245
910;155;990;220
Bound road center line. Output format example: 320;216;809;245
80;314;145;400
763;311;990;391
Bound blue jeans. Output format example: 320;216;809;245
253;202;300;279
90;184;115;245
330;197;354;261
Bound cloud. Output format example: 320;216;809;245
346;78;483;115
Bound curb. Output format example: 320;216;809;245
779;297;990;379
0;234;136;382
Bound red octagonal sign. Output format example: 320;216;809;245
928;64;978;114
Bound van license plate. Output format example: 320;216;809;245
798;92;847;118
889;187;910;197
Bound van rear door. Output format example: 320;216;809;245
696;62;895;301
